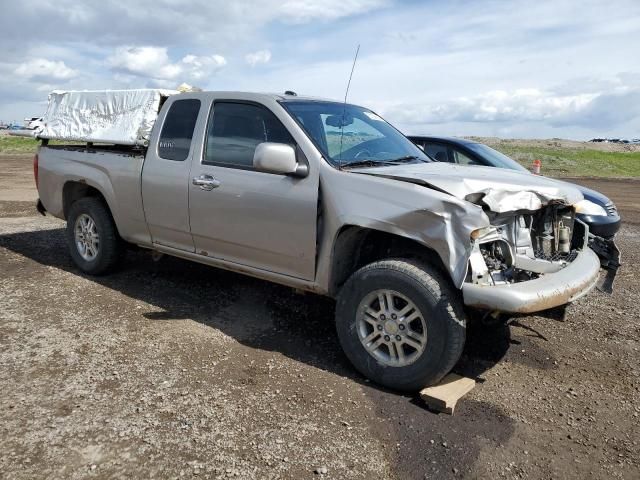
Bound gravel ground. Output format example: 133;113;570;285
1;154;639;479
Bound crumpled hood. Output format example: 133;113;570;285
356;162;584;213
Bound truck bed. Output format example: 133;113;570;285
37;143;151;246
42;143;146;157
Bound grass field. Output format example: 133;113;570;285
0;135;40;154
2;133;639;177
479;140;640;177
0;135;87;154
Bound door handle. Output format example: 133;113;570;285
192;175;221;191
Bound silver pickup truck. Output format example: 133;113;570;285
35;91;602;391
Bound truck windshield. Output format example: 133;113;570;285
281;101;430;168
466;143;529;172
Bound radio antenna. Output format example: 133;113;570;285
338;44;360;169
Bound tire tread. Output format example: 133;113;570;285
336;258;466;391
66;197;124;275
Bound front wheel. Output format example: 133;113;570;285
66;197;124;275
335;259;466;392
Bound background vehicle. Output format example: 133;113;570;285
34;91;604;391
24;116;45;131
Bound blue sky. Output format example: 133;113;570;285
1;0;639;139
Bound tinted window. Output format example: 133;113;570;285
423;143;452;163
158;99;201;161
452;148;482;166
204;102;294;168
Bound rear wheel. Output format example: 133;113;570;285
336;259;466;391
66;197;124;275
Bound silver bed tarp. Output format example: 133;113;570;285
39;89;178;146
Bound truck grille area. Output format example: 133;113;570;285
467;204;584;287
529;204;576;261
534;249;579;263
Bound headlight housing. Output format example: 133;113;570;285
470;226;495;240
574;199;607;216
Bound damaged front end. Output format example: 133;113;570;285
352;162;609;313
462;203;602;313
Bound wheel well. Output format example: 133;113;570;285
328;226;447;296
62;181;106;219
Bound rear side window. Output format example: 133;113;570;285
158;99;201;161
204;102;294;168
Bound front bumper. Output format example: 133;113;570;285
461;247;601;314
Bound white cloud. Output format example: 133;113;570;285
382;89;600;125
1;0;640;138
14;58;78;80
376;86;640;139
279;0;389;23
36;84;56;92
0;0;389;56
108;46;226;82
245;49;272;67
180;54;227;80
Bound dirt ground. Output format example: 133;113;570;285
1;154;639;479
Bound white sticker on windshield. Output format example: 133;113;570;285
362;111;383;122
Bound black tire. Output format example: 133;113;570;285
335;259;466;392
66;197;124;275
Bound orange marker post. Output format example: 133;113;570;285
532;159;541;175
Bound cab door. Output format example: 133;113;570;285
188;100;319;280
141;97;202;252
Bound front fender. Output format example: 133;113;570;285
315;168;490;292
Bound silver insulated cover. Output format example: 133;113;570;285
40;89;178;145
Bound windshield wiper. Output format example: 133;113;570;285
386;155;428;164
341;159;397;169
341;155;427;169
341;155;427;168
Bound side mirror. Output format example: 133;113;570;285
253;142;307;177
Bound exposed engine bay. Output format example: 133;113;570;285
467;204;586;286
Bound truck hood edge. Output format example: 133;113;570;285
354;163;584;213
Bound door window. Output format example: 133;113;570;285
423;143;452;163
158;99;201;161
452;148;482;166
422;142;482;166
204;102;294;169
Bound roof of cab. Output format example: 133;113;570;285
187;91;339;103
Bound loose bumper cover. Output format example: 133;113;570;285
461;246;601;313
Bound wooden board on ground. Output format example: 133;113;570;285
419;374;476;414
